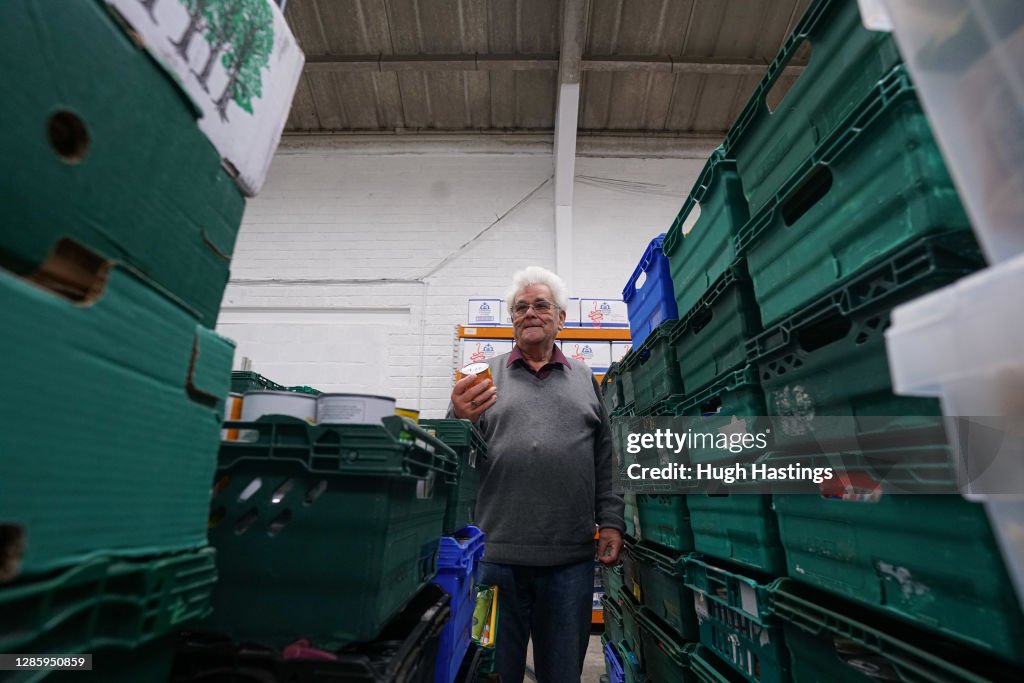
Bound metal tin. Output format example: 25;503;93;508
317;393;397;425
239;390;317;440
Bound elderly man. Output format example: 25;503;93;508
450;265;625;683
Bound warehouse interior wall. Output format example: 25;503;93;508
217;136;709;417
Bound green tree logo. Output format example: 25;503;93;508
212;0;274;122
171;0;213;60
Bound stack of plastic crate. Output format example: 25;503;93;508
0;0;259;678
713;0;1021;678
200;416;456;650
420;419;489;536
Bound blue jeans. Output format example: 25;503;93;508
477;558;594;683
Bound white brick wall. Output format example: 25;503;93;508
219;137;709;417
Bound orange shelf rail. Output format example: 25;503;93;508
458;325;631;342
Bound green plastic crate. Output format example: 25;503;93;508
636;607;698;683
736;65;973;327
620;324;684;413
604;563;626;606
622;539;643;604
668;366;769;465
286;385;323;396
0;548;215;660
668;266;762;396
684;556;789;683
420;419;489;535
618;587;646;671
624;492;640;540
771;579;1024;682
614;639;646;683
663;148;751;321
205;416;457;648
636;495;695;554
602;363;625;415
0;0;246;328
747;233;983;452
0;250;233;581
632;541;699;641
771;453;1024;666
687;494;785;576
230;371;287;394
725;0;902;216
603;593;625;646
691;645;746;683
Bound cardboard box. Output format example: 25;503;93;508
612;341;633;364
565;297;582;326
106;0;305;196
468;298;503;326
461;339;514;367
0;241;234;580
562;341;612;373
580;298;629;328
1;0;248;327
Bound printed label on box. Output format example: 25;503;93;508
468;299;503;325
461;339;514;366
580;298;629;328
562;341;611;372
611;341;633;363
106;0;305;196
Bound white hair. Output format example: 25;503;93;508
505;266;569;312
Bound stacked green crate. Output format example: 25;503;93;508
204;416;457;649
669;368;784;575
632;542;698;642
231;371;288;394
618;588;647;675
636;606;698;683
0;2;244;666
662;148;750;323
420;418;489;534
771;579;1024;681
618;325;684;414
602;363;625;415
0;0;246;328
635;495;694;555
667;265;761;396
0;550;216;680
767;450;1024;666
725;0;902;217
747;234;983;452
735;65;976;328
684;556;789;683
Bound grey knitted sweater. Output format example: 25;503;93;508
462;351;625;566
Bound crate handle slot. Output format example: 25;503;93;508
234;508;259;535
303;480;328;506
781;165;833;226
24;238;112;305
766;39;813;113
238;478;263;502
271;479;295;504
267;510;292;537
797;314;850;352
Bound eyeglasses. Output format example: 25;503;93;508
512;300;557;317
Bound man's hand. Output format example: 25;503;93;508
597;527;623;566
451;374;497;422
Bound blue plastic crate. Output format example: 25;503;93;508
604;635;626;683
623;233;678;349
434;526;486;683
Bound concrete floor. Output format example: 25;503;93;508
521;634;606;683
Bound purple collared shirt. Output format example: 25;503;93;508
506;344;571;380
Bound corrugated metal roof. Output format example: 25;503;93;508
283;0;814;135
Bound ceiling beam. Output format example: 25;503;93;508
303;54;806;77
553;0;587;290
